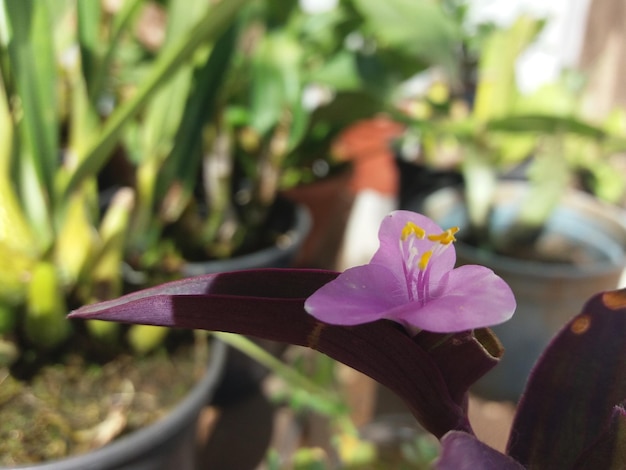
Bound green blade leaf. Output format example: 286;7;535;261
473;16;542;122
25;261;71;349
249;31;303;135
4;0;58;240
63;0;249;197
77;0;101;89
352;0;459;76
157;22;239;218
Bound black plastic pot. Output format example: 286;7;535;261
180;196;311;277
413;182;626;401
8;340;226;470
174;197;310;402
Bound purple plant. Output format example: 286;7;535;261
69;212;626;468
305;211;515;332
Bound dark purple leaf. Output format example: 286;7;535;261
70;268;501;438
573;406;626;470
417;328;503;407
436;431;525;470
507;289;626;468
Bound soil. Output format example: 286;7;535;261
0;330;210;466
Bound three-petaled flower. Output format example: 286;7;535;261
305;211;516;333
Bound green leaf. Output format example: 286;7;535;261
0;71;36;257
488;114;607;139
308;50;361;91
352;0;459;75
473;16;542;122
139;0;209;165
77;0;101;89
63;0;249;197
54;191;96;287
156;22;239;222
24;261;71;349
88;0;143;101
4;0;58;241
127;324;168;355
516;136;570;230
250;31;303;135
88;187;135;302
0;241;33;305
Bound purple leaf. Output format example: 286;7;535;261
436;431;525;470
508;289;626;468
416;328;504;407
70;268;500;438
573;405;626;469
305;211;516;333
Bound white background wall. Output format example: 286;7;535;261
465;0;592;94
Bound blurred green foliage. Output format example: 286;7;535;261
0;0;244;359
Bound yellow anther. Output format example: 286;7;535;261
401;222;426;241
418;250;432;270
427;226;459;245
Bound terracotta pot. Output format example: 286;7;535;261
282;167;354;270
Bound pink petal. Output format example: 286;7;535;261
371;211;456;283
304;263;406;325
393;265;516;332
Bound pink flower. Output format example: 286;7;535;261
305;211;516;333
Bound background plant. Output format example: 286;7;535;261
0;0;245;362
118;0;463;276
405;13;626;252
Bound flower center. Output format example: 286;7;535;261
400;222;459;305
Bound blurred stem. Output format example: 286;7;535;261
89;187;135;302
128;159;159;256
257;117;290;209
84;188;134;343
201;126;237;257
513;135;570;244
54;191;95;287
461;142;496;241
213;332;346;414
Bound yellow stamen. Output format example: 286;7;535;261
401;222;426;241
419;250;432;270
428;226;459;245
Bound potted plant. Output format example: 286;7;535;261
0;0;245;465
400;14;626;400
70;210;626;468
